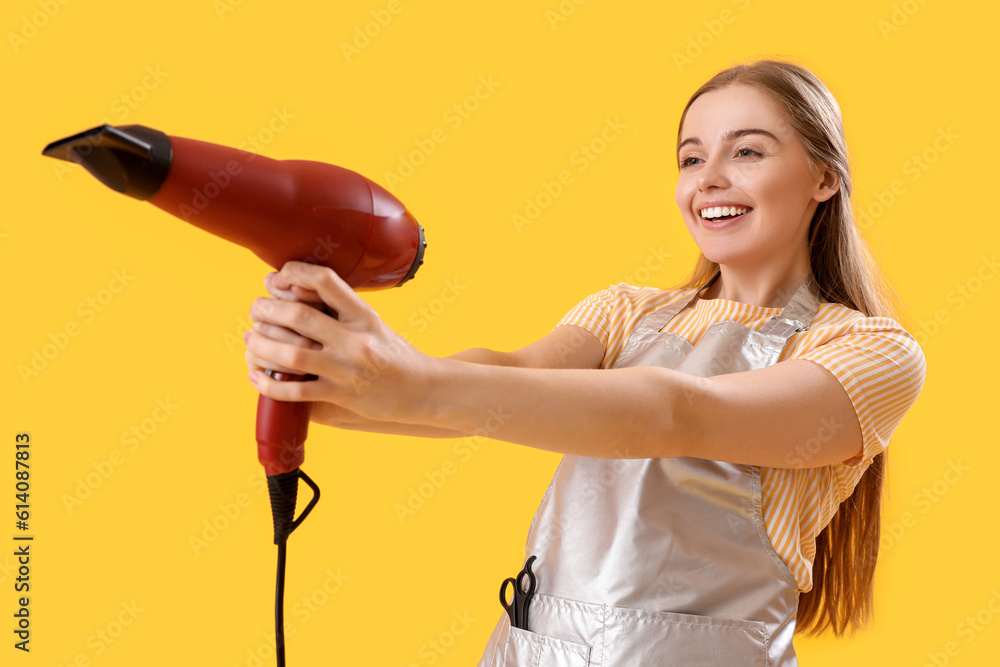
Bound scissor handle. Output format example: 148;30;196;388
516;556;537;596
498;555;539;630
515;556;537;629
499;577;520;628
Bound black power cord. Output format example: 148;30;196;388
266;469;321;667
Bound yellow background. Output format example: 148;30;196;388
3;0;997;665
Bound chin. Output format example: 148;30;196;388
696;242;748;266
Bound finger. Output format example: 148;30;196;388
264;272;297;300
265;271;323;304
245;348;307;377
251;321;324;350
248;370;334;403
272;261;373;323
249;297;336;347
245;327;325;376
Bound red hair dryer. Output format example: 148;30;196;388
42;124;426;664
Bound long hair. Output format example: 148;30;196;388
672;57;907;637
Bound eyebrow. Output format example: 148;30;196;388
677;128;780;155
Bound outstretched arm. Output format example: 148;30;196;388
417;354;863;467
245;268;598;439
306;348;525;439
245;261;864;468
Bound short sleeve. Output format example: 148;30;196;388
551;284;622;352
796;317;927;467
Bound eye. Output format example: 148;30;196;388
678;146;763;169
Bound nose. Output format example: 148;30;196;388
696;156;730;191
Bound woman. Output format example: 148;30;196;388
243;58;927;666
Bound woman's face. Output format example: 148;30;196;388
674;84;838;272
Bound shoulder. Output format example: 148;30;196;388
554;282;693;362
790;300;927;380
788;301;927;466
556;281;692;332
572;281;691;314
792;301;925;363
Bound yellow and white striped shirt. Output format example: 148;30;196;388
553;282;927;593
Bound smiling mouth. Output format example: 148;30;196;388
701;208;752;225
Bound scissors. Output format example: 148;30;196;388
499;555;537;630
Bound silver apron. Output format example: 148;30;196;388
477;270;823;667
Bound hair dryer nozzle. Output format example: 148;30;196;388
42;124;172;200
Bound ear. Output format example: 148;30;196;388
813;164;841;203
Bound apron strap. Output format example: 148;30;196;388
634;269;822;340
757;273;822;339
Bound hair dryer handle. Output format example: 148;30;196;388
256;371;315;476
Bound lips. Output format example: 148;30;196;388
700;208;751;229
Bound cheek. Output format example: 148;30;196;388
674;180;691;212
749;165;808;214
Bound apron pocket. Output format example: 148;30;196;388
505;625;593;667
604;606;769;666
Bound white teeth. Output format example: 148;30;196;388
700;206;749;219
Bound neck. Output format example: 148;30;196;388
700;261;811;308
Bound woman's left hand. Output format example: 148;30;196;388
245;260;435;423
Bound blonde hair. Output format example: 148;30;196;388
673;57;905;637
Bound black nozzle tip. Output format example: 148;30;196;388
42;124;172;200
